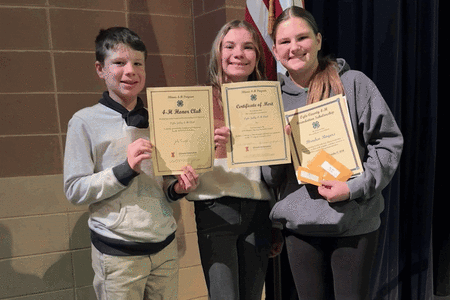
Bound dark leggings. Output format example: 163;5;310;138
285;230;379;300
194;198;272;300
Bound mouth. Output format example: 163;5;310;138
229;61;250;67
289;52;307;61
120;80;141;91
121;80;139;86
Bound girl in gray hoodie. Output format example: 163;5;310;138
263;7;403;300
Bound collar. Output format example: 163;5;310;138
99;91;149;128
279;72;309;97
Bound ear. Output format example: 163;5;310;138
316;33;322;51
95;61;104;79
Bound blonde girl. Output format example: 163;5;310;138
184;20;282;300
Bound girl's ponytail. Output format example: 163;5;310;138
307;57;345;104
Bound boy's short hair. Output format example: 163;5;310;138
95;27;147;64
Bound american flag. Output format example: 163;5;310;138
245;0;305;80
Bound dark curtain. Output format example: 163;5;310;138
432;2;449;297
305;1;440;299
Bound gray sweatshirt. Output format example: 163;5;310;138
262;59;403;237
64;102;177;244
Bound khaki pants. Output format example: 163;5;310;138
91;238;178;300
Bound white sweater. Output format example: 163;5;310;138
185;158;273;201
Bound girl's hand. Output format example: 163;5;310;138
214;126;230;148
175;165;199;193
127;138;153;172
285;124;292;135
269;228;284;258
318;180;350;203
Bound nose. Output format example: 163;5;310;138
289;41;300;53
232;47;245;58
124;62;136;75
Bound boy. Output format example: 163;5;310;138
64;27;198;300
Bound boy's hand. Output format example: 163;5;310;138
214;126;230;148
318;180;350;203
127;138;153;172
175;165;199;193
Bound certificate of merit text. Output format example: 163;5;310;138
221;81;291;168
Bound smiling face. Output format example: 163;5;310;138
221;28;257;83
95;43;146;110
273;17;322;85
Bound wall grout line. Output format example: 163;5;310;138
0;4;191;18
192;0;199;85
0;92;100;95
43;1;64;172
66;212;78;300
0;248;91;262
125;0;129;28
0;50;194;57
0;133;63;138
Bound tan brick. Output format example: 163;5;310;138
72;248;94;287
0;253;73;298
178;232;202;269
178;265;208;300
0;214;69;258
0;175;74;219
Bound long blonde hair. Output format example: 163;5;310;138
271;6;345;104
207;20;266;90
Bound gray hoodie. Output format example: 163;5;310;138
262;58;403;237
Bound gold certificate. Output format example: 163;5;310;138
286;94;363;176
221;81;291;168
146;86;214;176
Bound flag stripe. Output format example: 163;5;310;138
246;0;273;50
246;0;305;80
246;0;304;52
245;6;277;80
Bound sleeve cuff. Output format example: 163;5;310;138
112;160;139;186
271;222;284;229
167;180;187;201
347;175;364;200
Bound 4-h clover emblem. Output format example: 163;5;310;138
312;121;320;129
250;94;257;101
177;100;184;107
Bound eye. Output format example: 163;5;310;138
277;39;289;45
223;41;236;49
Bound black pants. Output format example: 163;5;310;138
285;230;379;300
194;197;272;300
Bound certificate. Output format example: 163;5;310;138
286;94;363;176
146;86;214;176
221;81;291;168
